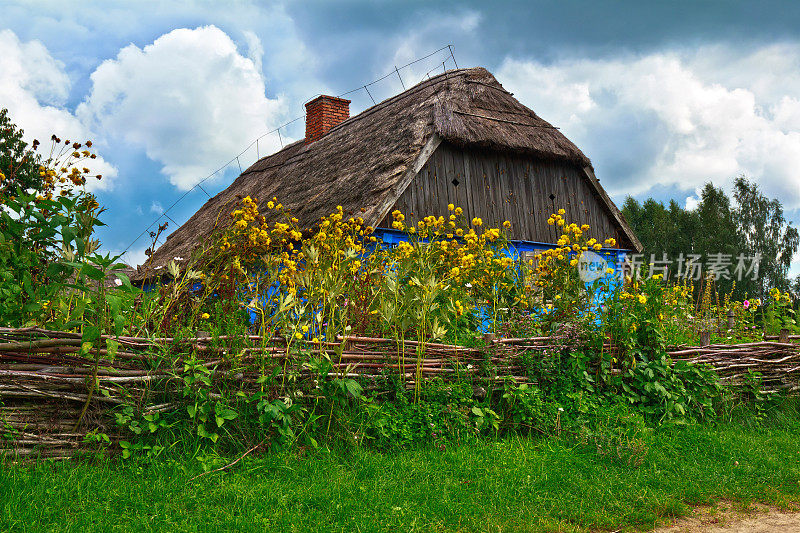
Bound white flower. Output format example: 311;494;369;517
114;278;122;286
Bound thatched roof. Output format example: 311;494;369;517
138;67;637;279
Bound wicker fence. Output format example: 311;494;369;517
1;327;798;459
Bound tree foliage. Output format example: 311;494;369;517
0;108;42;195
733;176;799;297
622;177;799;299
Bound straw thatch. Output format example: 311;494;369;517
138;67;634;278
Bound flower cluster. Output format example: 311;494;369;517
34;138;101;200
770;287;792;304
197;199;528;340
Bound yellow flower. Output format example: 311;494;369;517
558;208;565;215
454;207;463;216
638;294;647;304
472;217;482;226
605;267;614;274
294;332;303;340
200;313;210;319
448;203;455;211
503;220;511;228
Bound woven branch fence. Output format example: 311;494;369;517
1;326;798;459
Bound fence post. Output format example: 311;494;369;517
779;328;790;343
700;330;711;347
727;309;735;330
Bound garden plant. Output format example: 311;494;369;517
2;117;800;531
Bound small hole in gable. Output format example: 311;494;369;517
451;178;460;187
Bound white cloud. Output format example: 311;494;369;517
684;194;700;211
359;10;482;104
149;200;164;215
242;30;264;77
497;46;800;209
0;29;117;190
115;245;148;269
77;25;287;190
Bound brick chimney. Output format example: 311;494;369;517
304;95;351;143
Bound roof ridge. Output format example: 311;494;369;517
323;67;485;135
239;68;487;177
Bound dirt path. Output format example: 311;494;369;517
651;501;800;532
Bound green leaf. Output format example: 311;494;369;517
81;264;105;281
106;294;121;314
61;226;75;246
105;339;119;359
344;379;363;398
82;325;100;343
215;406;238;421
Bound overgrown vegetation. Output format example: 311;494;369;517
2;113;800;530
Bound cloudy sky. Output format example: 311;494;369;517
2;0;800;273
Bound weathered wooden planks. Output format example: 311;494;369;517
391;142;627;244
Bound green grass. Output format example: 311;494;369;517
2;422;800;532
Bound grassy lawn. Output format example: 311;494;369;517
2;422;800;532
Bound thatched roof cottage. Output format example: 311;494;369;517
140;67;641;277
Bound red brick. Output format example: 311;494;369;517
305;95;351;143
